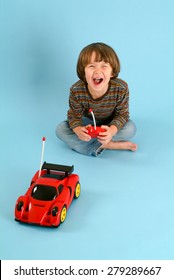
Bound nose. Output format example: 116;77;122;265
94;68;101;74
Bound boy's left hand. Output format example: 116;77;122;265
97;125;118;145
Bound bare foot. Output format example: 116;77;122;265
102;141;138;151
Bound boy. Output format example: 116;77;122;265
56;42;137;156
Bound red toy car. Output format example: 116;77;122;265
15;162;81;227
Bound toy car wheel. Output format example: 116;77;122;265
74;182;81;199
60;206;67;223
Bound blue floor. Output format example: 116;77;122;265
1;0;174;260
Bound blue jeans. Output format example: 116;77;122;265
55;118;137;157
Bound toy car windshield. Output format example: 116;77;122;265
31;185;57;201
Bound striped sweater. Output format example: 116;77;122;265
68;78;130;131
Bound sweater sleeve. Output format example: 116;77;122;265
109;85;130;130
67;90;84;130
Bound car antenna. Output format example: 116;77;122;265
39;137;46;177
89;109;96;130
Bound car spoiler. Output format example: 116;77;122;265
42;161;74;176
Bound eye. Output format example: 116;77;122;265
102;64;108;68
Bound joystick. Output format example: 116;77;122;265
87;109;106;138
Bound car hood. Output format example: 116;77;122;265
28;200;53;224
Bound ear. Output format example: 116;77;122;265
111;71;117;78
110;69;115;78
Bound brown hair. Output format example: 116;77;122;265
76;42;120;82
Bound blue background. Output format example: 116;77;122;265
1;0;174;260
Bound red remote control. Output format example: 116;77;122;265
87;109;106;138
87;126;106;138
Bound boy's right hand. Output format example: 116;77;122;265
73;126;91;141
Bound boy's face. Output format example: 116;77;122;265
84;52;113;97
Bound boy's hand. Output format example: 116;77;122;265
97;125;118;145
73;126;91;141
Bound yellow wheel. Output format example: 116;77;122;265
60;206;67;223
74;182;81;198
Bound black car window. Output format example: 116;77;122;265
58;184;63;194
31;185;57;201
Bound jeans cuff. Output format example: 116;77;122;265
93;145;104;157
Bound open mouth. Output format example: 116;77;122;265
93;78;103;85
